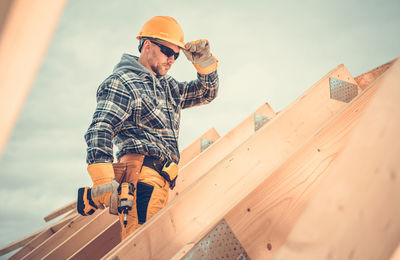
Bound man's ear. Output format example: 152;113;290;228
143;40;152;51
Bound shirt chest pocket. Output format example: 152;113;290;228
140;94;168;130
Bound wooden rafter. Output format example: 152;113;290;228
0;0;67;157
354;59;397;90
391;245;400;260
44;201;77;222
179;128;220;166
2;213;76;259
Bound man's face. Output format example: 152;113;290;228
147;40;180;76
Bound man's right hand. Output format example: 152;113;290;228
77;163;119;216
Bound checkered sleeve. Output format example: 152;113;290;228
84;76;135;164
179;70;219;109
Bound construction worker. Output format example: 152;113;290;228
77;16;219;239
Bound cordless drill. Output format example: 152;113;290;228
118;182;135;227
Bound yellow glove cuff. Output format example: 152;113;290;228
87;163;115;186
194;55;218;75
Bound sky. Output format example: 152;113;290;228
0;0;399;257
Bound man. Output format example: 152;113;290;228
77;16;219;239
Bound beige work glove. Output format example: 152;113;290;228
77;163;119;216
183;39;218;75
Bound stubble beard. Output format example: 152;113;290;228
151;63;170;77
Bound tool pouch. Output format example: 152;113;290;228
159;162;179;190
109;154;145;215
113;154;145;184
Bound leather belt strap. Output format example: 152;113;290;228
118;153;144;163
118;154;165;173
142;156;165;173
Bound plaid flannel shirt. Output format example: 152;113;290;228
85;54;219;165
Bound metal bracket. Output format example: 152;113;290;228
181;219;250;260
329;78;358;103
254;114;271;131
201;139;214;152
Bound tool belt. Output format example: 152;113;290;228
142;156;178;190
115;154;178;190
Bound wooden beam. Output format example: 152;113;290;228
41;212;119;259
354;58;397;90
5;213;76;259
62;209;78;220
273;58;400;260
68;102;276;260
0;0;13;35
0;0;67;157
44;201;76;222
69;218;121;260
391;245;400;260
222;72;380;259
20;210;104;260
179;128;220;166
103;65;359;259
0;232;40;257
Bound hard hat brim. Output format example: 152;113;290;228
137;34;185;49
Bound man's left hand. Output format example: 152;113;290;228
183;39;218;74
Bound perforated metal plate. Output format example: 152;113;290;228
181;219;250;260
254;114;271;131
329;78;358;103
201;139;215;152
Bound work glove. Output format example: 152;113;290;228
77;163;119;216
183;39;218;75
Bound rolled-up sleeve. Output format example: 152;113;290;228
84;76;135;164
178;70;219;109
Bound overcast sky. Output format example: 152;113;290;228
1;0;399;257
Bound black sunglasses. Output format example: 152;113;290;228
150;41;180;60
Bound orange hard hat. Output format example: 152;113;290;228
137;16;185;48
